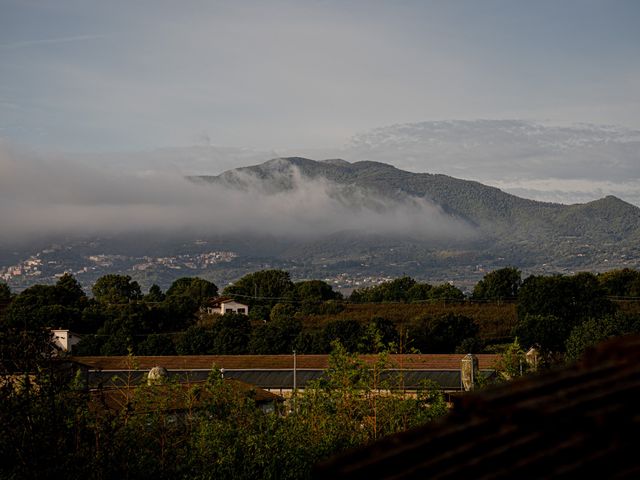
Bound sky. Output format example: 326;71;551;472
0;0;639;221
1;0;639;152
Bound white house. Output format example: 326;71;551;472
204;297;249;315
51;329;82;354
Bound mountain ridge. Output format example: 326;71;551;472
187;157;640;284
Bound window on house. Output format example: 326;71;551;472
225;308;234;313
237;308;246;314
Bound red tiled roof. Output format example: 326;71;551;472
204;297;247;307
72;354;500;371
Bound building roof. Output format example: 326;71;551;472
72;354;501;372
314;335;640;479
205;296;248;308
90;378;283;413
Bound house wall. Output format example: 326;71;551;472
51;330;82;352
220;301;249;315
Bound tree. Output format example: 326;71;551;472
472;267;521;301
223;270;294;316
0;282;12;303
145;284;166;303
323;319;363;352
210;313;252;354
3;284;82;331
176;325;216;355
350;277;418;303
429;283;465;301
597;268;640;297
565;313;640;362
517;273;615;326
409;313;479;353
358;317;399;353
55;273;87;309
269;302;297;322
512;314;571;353
165;277;218;306
160;295;199;331
294;280;341;303
407;283;433;302
92;274;142;304
295;280;342;314
137;333;177;355
249;316;302;354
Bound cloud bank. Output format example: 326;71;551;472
0;143;473;244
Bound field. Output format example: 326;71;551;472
301;301;519;341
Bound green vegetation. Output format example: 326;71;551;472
350;276;464;303
1;268;639;361
472;267;521;301
2;266;640;478
0;343;447;480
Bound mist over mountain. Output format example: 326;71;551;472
56;120;640;207
1;147;638;290
189;157;640;285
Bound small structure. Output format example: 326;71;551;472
461;353;479;391
203;297;249;315
51;329;82;354
147;366;169;385
525;346;540;371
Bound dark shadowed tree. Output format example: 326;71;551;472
92;274;142;304
210;313;252;354
249;317;302;354
597;268;640;297
144;284;166;303
55;273;87;309
0;282;11;303
223;269;294;307
166;277;218;306
137;333;177;355
358;317;399;353
517;273;615;326
472;267;521;301
512;314;573;353
176;325;216;355
429;283;465;301
565;313;640;362
407;283;433;302
323;319;363;352
409;313;479;353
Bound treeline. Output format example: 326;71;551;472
1;267;640;365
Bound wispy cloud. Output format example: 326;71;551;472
0;34;109;50
0;143;474;243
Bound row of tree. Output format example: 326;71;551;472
2;267;640;364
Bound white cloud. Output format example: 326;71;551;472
0;142;474;243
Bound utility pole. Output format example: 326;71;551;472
293;350;297;391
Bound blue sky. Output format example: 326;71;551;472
1;0;639;152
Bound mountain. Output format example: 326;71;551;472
190;157;640;286
199;157;640;255
2;157;638;292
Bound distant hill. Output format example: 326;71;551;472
3;157;638;292
194;157;640;279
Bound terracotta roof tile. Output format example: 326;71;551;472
72;354;501;372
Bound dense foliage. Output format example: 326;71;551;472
0;344;447;480
1;268;639;360
350;277;464;303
